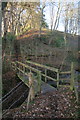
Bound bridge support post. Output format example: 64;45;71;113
27;72;35;110
18;64;21;77
70;62;74;90
23;66;25;82
45;69;47;82
57;71;59;89
38;72;41;93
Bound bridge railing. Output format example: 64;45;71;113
11;61;42;93
12;60;59;87
26;60;59;88
12;61;75;90
11;61;78;102
59;62;75;90
59;63;78;102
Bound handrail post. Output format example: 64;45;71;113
45;69;47;82
15;62;17;71
38;72;41;93
23;66;25;82
70;62;74;90
57;70;59;89
27;72;35;110
30;68;31;73
19;64;21;76
16;61;19;74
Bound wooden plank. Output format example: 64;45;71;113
11;62;16;65
59;85;70;87
41;73;57;81
17;67;28;76
26;60;58;72
70;62;74;90
12;62;16;68
41;81;56;93
23;66;25;80
12;65;15;68
16;61;41;73
57;72;59;88
17;65;57;82
60;71;71;74
60;78;70;81
45;69;47;82
12;67;15;70
17;74;30;88
16;61;57;82
38;72;42;92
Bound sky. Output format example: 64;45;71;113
41;0;80;32
44;2;64;31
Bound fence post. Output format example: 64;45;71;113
38;72;41;92
57;71;59;89
70;62;74;90
23;66;25;82
74;86;78;102
14;62;17;71
30;68;31;73
27;72;35;110
16;61;18;74
19;64;21;77
45;69;47;82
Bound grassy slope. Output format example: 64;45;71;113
18;29;79;70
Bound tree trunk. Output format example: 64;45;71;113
14;39;21;61
54;1;60;30
0;3;2;37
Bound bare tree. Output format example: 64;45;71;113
49;1;55;31
54;0;61;30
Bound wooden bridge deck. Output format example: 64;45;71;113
18;74;56;94
41;81;56;94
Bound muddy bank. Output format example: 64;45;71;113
2;71;29;110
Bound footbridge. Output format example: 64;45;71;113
11;60;76;94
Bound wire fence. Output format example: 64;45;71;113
2;81;23;101
1;82;24;106
2;89;28;117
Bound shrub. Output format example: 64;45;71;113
66;52;77;63
6;32;16;44
54;36;65;48
2;32;16;47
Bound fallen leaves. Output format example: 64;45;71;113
4;87;79;119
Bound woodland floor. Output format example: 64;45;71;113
3;87;79;119
2;29;80;119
